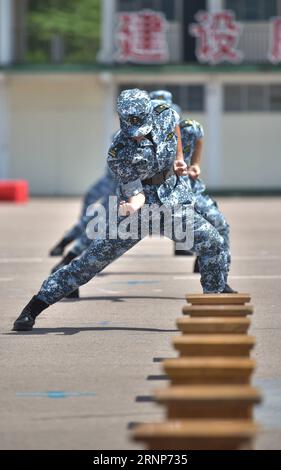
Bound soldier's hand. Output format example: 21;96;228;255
119;192;145;216
174;160;188;176
119;201;136;216
187;164;201;179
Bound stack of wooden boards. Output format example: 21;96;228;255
133;293;262;450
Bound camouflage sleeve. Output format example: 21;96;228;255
172;109;181;126
195;121;204;139
180;119;204;140
107;144;144;198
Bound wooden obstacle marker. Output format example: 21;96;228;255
172;335;255;357
177;317;251;334
163;357;256;385
131;290;261;450
182;304;253;317
154;385;262;419
133;420;258;450
185;293;251;305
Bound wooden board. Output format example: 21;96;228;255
133;420;258;450
186;294;251;305
154;385;262;419
172;335;255;357
177;317;251;334
182;305;253;317
163;357;256;385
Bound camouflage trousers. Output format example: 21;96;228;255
195;192;231;273
37;205;228;305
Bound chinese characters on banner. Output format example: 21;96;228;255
115;10;169;63
115;9;281;65
190;10;243;64
269;18;281;63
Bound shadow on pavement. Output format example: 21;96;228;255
5;326;178;336
62;295;184;303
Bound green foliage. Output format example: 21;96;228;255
27;0;101;64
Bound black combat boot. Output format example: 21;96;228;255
12;296;49;331
193;256;200;273
222;284;238;294
51;251;77;274
49;236;73;257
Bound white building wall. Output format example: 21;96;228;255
0;75;10;178
221;114;281;189
8;74;116;195
5;73;281;194
181;112;281;190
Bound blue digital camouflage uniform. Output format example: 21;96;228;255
180;119;231;273
67;167;118;256
70;91;183;257
150;90;182;116
36;89;227;305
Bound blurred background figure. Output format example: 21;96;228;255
49;166;117;257
1;0;280;199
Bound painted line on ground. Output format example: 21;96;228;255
16;391;96;399
232;256;281;261
174;275;281;280
111;280;160;286
95;287;122;294
0;258;44;263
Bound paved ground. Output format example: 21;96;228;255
0;197;281;450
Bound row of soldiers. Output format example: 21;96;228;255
13;88;236;331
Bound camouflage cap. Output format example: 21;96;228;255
150;89;182;116
117;89;153;138
149;90;173;104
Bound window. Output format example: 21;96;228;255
225;0;277;21
117;84;205;112
224;85;243;111
247;85;266;111
224;84;281;111
269;85;281;111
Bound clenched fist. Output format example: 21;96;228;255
174;160;188;176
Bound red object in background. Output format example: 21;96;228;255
0;180;29;203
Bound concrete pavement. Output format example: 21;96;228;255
0;197;281;449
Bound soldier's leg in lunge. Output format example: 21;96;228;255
194;195;235;292
171;207;227;293
201;201;231;272
49;195;114;284
13;234;141;331
193;212;228;293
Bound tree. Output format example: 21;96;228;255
27;0;101;64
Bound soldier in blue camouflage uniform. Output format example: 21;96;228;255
13;89;231;332
150;90;231;279
149;89;182;116
180;119;231;277
49;90;187;290
48;166;118;299
150;90;194;258
49;167;117;257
